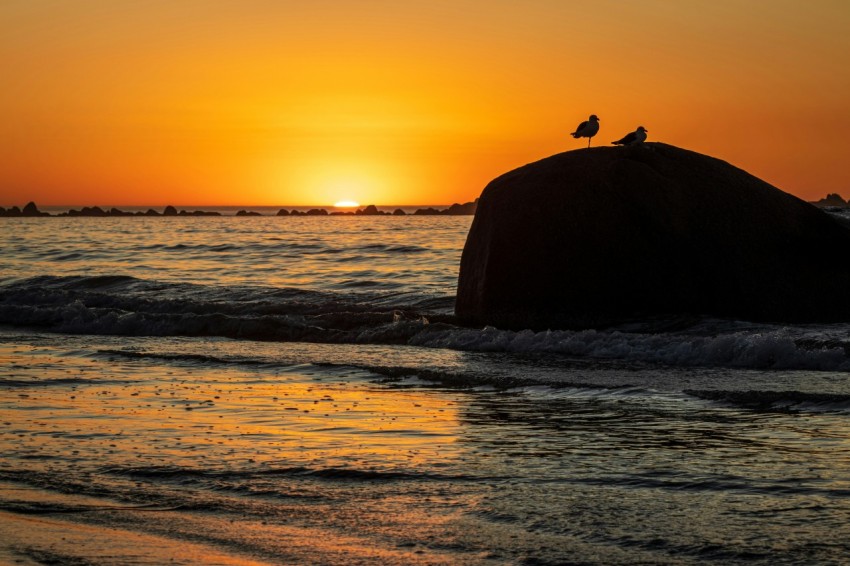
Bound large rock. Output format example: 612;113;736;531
456;143;850;329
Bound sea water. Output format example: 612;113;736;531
1;215;850;564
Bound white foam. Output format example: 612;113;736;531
3;276;849;372
408;325;850;371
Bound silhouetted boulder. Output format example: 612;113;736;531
163;205;178;216
76;206;106;216
22;202;49;216
392;208;407;216
456;143;850;329
1;206;22;217
276;209;290;216
412;202;477;215
236;210;262;216
356;205;386;215
177;209;216;216
144;209;161;216
445;201;478;215
305;208;328;216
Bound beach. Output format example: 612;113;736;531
2;215;850;564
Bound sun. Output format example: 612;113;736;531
334;200;360;208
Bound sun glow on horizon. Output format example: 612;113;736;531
334;200;360;208
1;2;849;206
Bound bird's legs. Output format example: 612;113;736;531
587;138;591;148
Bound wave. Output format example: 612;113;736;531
81;348;850;414
359;243;429;253
2;275;849;371
409;324;850;371
0;499;178;515
571;473;850;498
25;240;432;258
96;349;261;365
0;274;436;342
0;376;125;387
98;464;488;483
685;389;850;412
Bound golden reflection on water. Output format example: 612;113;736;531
1;344;462;472
6;342;850;563
0;343;483;563
1;216;472;293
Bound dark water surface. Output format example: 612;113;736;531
2;216;850;564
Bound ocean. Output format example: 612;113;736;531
2;214;850;565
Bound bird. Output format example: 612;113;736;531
570;115;600;148
612;126;648;146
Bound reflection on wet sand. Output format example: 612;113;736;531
2;344;466;471
4;340;850;564
0;344;477;564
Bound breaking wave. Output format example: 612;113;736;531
2;275;849;371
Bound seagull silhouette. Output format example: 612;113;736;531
571;115;600;148
612;126;648;146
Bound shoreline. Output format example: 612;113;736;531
0;507;270;565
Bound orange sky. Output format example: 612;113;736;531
2;0;849;206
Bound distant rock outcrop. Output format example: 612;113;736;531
22;202;49;216
456;143;850;329
1;201;479;218
444;201;478;215
413;201;478;216
179;209;221;216
357;205;384;216
68;206;107;217
812;193;848;208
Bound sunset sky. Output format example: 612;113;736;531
2;0;849;207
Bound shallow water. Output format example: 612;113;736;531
1;216;468;297
2;216;850;564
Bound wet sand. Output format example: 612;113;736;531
0;507;271;566
3;334;850;564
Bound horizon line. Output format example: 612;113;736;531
1;203;468;210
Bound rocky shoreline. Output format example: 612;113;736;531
0;201;478;217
